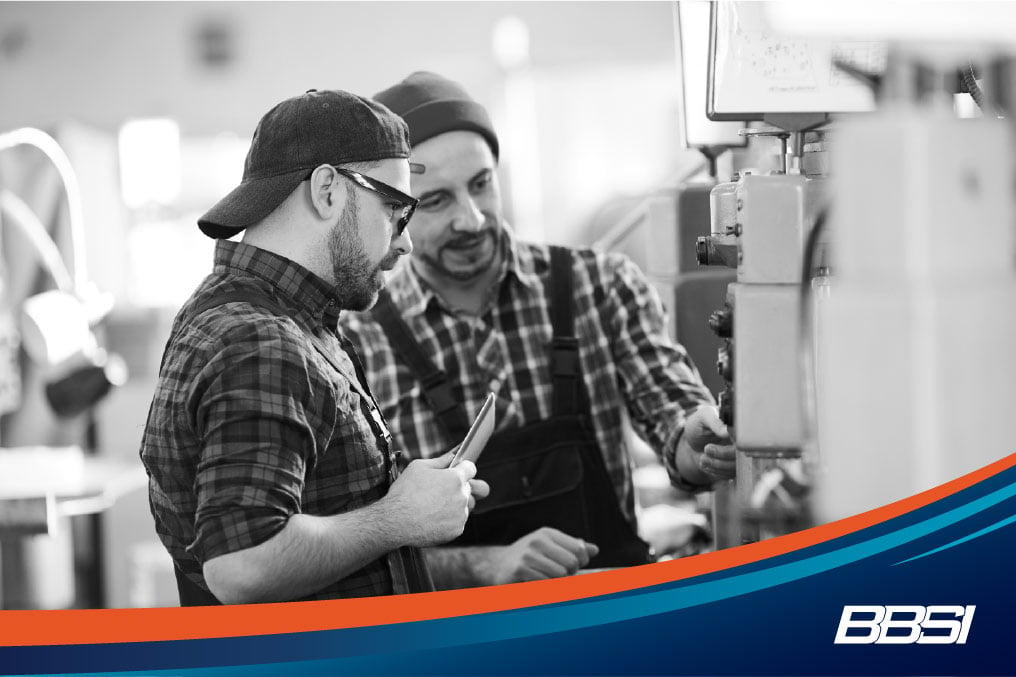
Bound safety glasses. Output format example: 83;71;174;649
305;165;418;234
331;166;418;235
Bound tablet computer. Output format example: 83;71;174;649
450;392;496;467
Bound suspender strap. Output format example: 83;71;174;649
370;290;469;436
371;248;583;428
548;246;581;416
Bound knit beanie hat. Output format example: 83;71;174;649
374;72;500;159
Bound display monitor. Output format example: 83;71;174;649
706;1;887;121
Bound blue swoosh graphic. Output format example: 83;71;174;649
893;512;1016;565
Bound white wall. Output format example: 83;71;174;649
0;1;680;135
2;1;701;244
2;0;703;259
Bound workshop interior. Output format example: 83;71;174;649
0;1;1013;609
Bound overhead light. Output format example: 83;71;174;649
118;118;181;209
492;16;530;70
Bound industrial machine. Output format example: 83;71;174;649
696;121;828;546
686;0;1016;547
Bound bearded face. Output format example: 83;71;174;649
328;195;399;311
415;221;502;282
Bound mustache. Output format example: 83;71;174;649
445;229;495;249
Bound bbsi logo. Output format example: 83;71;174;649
834;605;975;645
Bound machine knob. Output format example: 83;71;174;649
695;237;710;265
717;343;733;382
708;307;733;338
718;389;734;427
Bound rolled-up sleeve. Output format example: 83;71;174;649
186;325;327;563
603;253;715;486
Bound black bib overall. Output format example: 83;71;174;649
371;247;653;568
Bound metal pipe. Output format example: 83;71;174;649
1;190;74;293
0;128;88;295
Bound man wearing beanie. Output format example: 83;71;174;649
340;72;735;589
140;89;488;605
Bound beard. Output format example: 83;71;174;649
328;197;398;311
418;224;502;282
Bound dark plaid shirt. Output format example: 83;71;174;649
340;225;715;526
140;240;412;601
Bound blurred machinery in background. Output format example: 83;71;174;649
683;0;1016;547
817;50;1016;523
0;128;135;609
0;129;127;424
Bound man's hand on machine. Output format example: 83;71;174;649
489;527;600;585
676;406;736;486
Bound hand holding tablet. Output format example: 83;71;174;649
449;392;496;467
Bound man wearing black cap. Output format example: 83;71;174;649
339;73;735;589
140;89;488;605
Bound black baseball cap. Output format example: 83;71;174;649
198;89;411;239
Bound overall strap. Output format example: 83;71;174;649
370;290;470;436
369;247;582;433
548;246;581;416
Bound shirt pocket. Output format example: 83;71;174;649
311;379;388;509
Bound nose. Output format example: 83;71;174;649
392;228;412;256
450;197;484;233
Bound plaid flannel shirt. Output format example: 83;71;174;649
141;240;409;600
339;225;715;527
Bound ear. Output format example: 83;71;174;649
306;164;347;220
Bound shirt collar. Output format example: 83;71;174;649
213;240;343;327
385;222;539;318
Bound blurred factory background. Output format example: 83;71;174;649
2;1;1014;610
0;1;717;610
